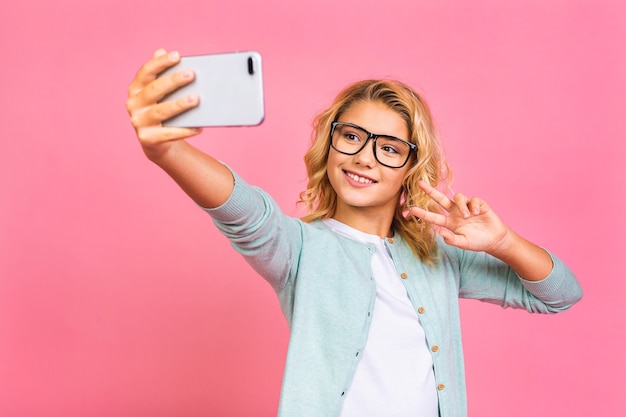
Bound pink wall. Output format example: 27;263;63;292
1;0;624;416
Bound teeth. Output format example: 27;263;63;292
346;171;374;184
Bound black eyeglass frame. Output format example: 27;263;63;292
329;121;418;168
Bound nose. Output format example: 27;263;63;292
353;137;377;167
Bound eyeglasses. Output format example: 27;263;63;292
330;122;417;168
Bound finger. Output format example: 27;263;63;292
130;93;200;128
128;49;181;97
437;228;467;248
126;67;196;114
409;206;448;227
418;180;454;211
467;197;484;216
153;48;167;58
128;49;179;95
136;125;203;146
145;68;195;103
453;193;471;218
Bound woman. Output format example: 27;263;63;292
126;49;582;417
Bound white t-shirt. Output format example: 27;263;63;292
324;219;438;417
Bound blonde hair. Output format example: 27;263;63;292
298;79;451;262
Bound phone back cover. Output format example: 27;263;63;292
160;51;264;127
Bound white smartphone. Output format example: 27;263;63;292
158;51;264;127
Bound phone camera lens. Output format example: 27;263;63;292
247;57;255;75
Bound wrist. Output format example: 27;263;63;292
486;227;518;261
487;229;553;281
143;139;180;166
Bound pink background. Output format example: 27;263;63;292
1;0;624;416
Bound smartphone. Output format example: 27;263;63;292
158;51;264;127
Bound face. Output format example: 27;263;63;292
327;100;412;224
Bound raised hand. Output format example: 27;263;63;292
409;181;512;254
126;49;203;160
125;49;235;209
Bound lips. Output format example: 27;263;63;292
344;170;377;184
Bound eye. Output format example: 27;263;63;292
378;138;403;154
344;132;360;142
338;126;363;143
380;144;400;154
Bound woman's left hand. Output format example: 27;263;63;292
409;181;512;254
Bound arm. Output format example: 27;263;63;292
485;229;553;281
127;49;303;293
126;48;233;208
205;170;303;293
442;242;581;312
410;182;582;311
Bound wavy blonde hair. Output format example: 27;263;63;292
298;79;451;262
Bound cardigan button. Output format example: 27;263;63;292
431;345;439;352
437;383;445;391
387;237;394;244
400;272;408;279
417;307;425;314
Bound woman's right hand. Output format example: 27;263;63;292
126;48;203;161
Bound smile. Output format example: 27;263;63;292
344;170;377;184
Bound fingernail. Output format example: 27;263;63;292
185;94;199;103
168;51;180;61
181;69;194;79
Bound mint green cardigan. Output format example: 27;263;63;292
206;172;583;417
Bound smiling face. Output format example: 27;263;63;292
327;100;412;234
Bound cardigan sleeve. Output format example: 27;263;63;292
441;241;583;313
202;169;303;292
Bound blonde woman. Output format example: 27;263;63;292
126;49;582;417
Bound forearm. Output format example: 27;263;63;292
487;229;553;281
147;140;234;209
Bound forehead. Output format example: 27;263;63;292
338;101;409;140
